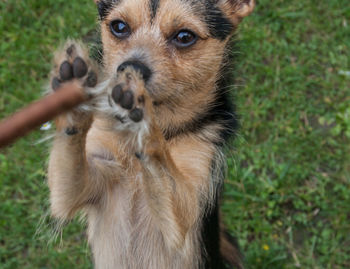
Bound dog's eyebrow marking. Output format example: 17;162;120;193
204;2;234;40
149;0;160;21
97;0;121;20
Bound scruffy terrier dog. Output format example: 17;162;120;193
47;0;254;268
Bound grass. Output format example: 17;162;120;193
0;0;349;268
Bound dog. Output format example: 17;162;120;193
47;0;254;268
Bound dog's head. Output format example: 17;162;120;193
94;0;254;138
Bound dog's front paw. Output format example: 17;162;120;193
104;63;154;128
50;41;99;133
51;41;98;92
110;81;145;124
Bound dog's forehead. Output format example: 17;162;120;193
99;0;206;19
149;0;160;20
98;0;233;40
149;0;209;18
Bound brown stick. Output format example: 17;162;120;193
0;82;87;148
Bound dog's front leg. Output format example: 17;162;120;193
48;41;103;221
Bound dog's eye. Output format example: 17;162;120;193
110;20;131;39
172;30;197;48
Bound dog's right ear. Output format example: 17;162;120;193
217;0;255;25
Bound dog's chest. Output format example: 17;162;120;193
86;184;192;269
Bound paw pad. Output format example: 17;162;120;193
129;108;144;123
59;61;73;81
73;57;88;78
111;83;145;122
51;43;98;91
85;71;98;88
120;90;134;110
111;85;123;103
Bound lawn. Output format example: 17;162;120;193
0;0;349;268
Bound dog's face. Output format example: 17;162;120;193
95;0;254;134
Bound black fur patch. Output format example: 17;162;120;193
202;156;243;268
200;158;226;269
205;2;234;41
202;199;226;269
97;0;118;20
149;0;160;21
222;230;244;269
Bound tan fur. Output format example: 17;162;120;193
48;0;255;268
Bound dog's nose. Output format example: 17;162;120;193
117;60;152;82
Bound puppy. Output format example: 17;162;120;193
47;0;254;268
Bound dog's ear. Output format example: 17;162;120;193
217;0;255;25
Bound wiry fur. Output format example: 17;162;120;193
47;0;255;268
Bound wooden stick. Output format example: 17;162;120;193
0;82;87;148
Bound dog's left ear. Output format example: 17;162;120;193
217;0;255;25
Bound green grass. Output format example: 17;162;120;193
0;0;349;268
